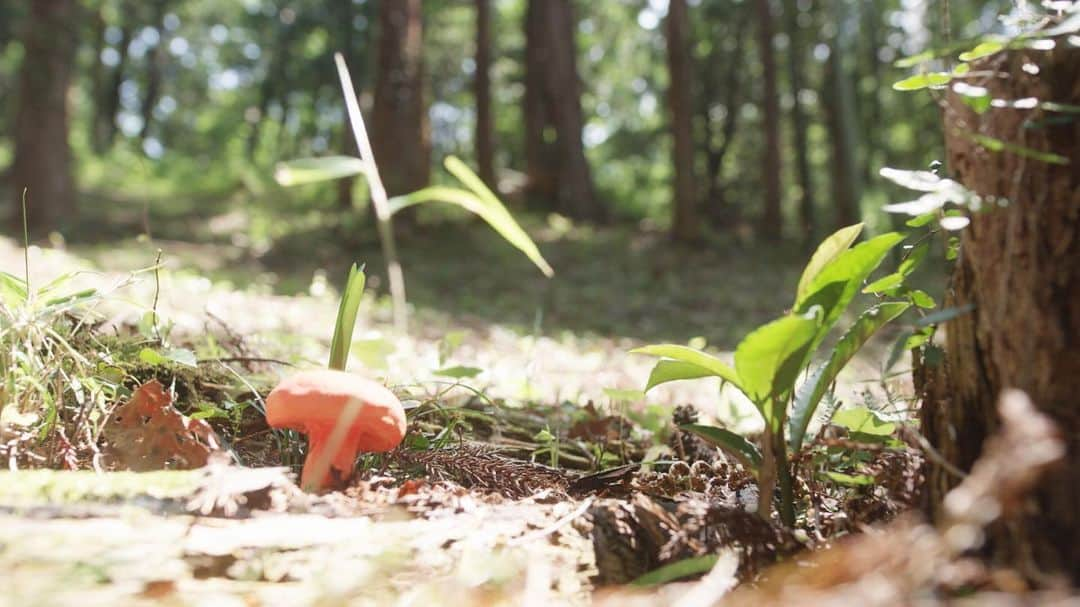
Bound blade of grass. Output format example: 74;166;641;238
328;264;366;371
334;52;408;332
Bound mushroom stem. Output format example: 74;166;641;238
300;437;360;491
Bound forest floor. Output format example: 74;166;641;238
0;217;948;606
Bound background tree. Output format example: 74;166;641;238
919;45;1080;584
474;0;496;189
784;0;815;245
372;0;430;197
666;0;698;243
755;0;782;240
10;0;78;234
822;0;860;229
523;0;602;222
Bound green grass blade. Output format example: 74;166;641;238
631;554;721;586
328;264;366;371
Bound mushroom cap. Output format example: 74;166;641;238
265;369;406;452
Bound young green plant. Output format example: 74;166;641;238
633;224;916;526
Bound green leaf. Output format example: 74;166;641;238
603;388;645;402
138;347;197;368
963;132;1069;165
328;264;366;371
274;156;366;186
631;344;741;386
831;407;896;436
899;241;930;277
795;232;906;333
42;288;98;310
909;290;936;309
958;40;1005;62
892;72;952;91
795;223;863;305
680;424;762;469
631;555;720;587
788;302;910;452
734;314;820;417
643;360;717;392
389;157;554;277
894;50;934;68
0;271;29;307
862;272;904;294
905;212;938;228
433;365;483;379
821;471;875;487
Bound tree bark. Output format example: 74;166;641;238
372;0;430;197
919;45;1080;583
784;0;815;246
10;0;78;235
474;0;496;189
523;0;603;222
665;0;699;243
755;0;782;240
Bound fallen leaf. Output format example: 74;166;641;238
102;380;223;471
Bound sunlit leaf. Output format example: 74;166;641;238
643;360;717;392
832;407;896;436
631;344;741;386
138;347;197;369
734;313;819;413
0;271;28;307
274;156;366;186
892;72;952;91
389;157;554;277
910;290;937;308
862;272;904;294
795;223;863;305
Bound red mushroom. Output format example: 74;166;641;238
265;369;406;491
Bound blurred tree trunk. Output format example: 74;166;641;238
372;0;430;198
10;0;78;235
919;46;1080;585
139;0;168;141
665;0;698;243
523;0;603;222
822;3;859;229
95;19;132;153
784;0;815;246
474;0;496;189
755;0;782;240
336;0;359;210
698;6;747;230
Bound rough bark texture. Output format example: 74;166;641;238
10;0;78;235
372;0;430;197
919;45;1080;583
755;0;782;240
474;0;496;189
666;0;699;243
523;0;603;222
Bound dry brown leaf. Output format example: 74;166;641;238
102;380;223;471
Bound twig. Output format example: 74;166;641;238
334;52;408;333
151;248;163;344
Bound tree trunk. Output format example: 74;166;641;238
784;0;815;246
666;0;698;243
372;0;430;198
822;8;859;230
10;0;78;235
919;46;1080;584
474;0;496;189
523;0;602;222
139;0;168;141
755;0;782;240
